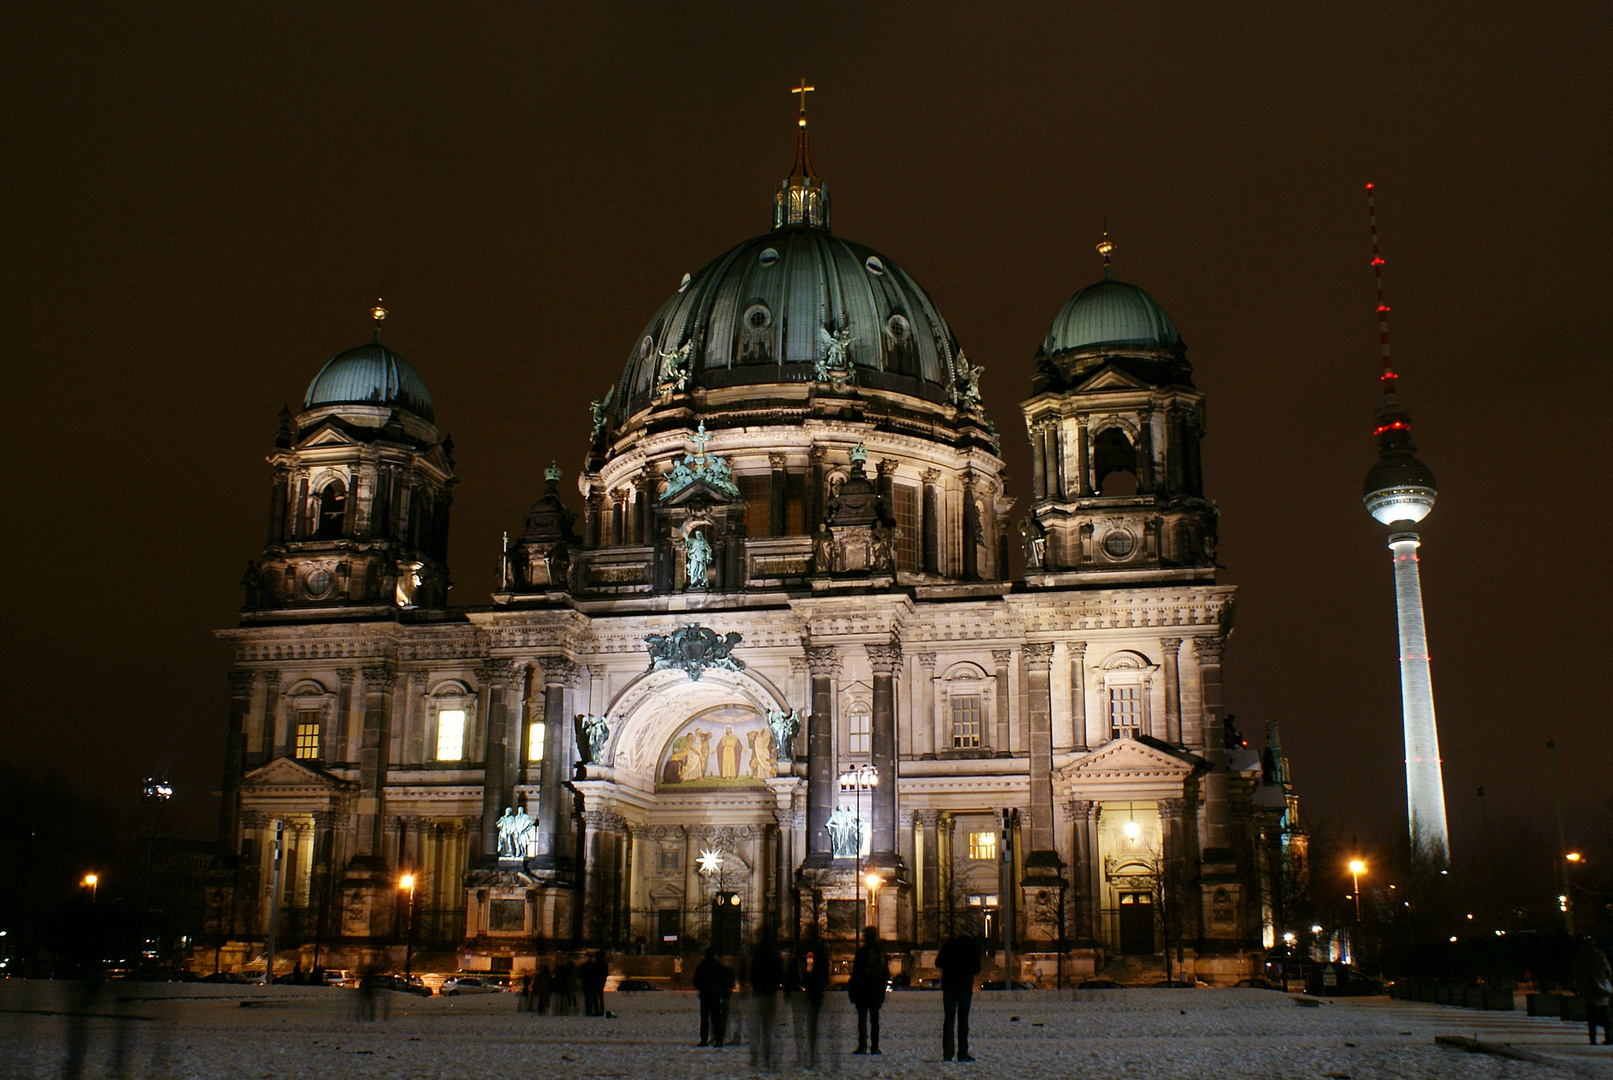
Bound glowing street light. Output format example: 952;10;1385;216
82;873;99;902
399;873;418;979
1566;852;1583;863
1348;859;1366;923
865;872;882;924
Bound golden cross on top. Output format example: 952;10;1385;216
792;78;815;124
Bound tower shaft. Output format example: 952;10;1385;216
1389;532;1448;856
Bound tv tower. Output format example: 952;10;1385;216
1360;183;1449;859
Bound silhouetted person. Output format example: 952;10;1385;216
582;950;609;1016
850;926;890;1054
518;974;533;1012
1573;935;1613;1045
937;931;981;1062
554;959;579;1014
694;947;735;1046
749;945;784;1070
533;963;553;1014
792;937;830;1068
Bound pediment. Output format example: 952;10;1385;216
1074;366;1151;392
1060;736;1203;780
296;421;361;449
240;756;351;792
661;477;739;507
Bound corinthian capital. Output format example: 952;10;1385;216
1159;637;1183;656
360;663;396;691
1023;642;1055;667
538;656;578;685
478;658;522;685
865;643;903;674
803;645;841;677
1192;637;1225;665
227;670;257;696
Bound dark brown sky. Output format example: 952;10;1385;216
3;5;1608;847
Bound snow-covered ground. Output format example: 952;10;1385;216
3;981;1609;1080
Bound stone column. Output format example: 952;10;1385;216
920;469;941;575
355;663;396;859
991;649;1013;756
808;445;827;528
1031;426;1047;500
583;489;602;549
268;467;291;543
333;668;355;764
961;472;980;580
609;491;626;546
633;471;651;544
917;653;937;758
1075;415;1091;496
1043;424;1062;500
866;643;902;864
260;672;281;761
1068;799;1096;944
1137;408;1155;492
1023;643;1057;859
937;812;956;939
1160;638;1183;745
217;671;255;848
1068;642;1089;751
876;459;897;520
476;659;519;860
769;452;788;536
803;645;841;864
917;809;940;945
535;658;577;864
1194;637;1230;852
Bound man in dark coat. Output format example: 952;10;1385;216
849;926;890;1054
936;931;981;1062
792;937;830;1068
1573;935;1613;1045
581;950;610;1017
693;947;735;1047
749;945;784;1069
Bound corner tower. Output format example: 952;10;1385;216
242;305;457;618
1018;237;1217;583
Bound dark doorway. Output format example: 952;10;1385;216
711;892;742;955
1118;891;1155;954
657;908;681;954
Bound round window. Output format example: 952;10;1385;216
865;256;885;276
743;303;772;331
305;568;332;598
1103;530;1136;558
885;314;910;341
678;272;692;293
758;247;780;267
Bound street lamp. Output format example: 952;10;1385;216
840;764;879;931
399;873;417;980
1348;859;1366;923
865;872;882;927
1547;740;1574;932
82;874;99;902
140;778;173;966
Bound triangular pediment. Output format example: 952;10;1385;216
1074;366;1152;392
1060;736;1203;780
661;477;739;506
296;420;362;449
240;756;350;792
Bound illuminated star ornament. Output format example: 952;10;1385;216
697;848;723;875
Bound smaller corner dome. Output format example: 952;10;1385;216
303;340;435;422
1044;273;1182;356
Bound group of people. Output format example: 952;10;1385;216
691;929;984;1067
516;951;610;1016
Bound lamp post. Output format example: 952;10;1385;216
140;777;173;966
1348;859;1366;923
82;874;99;903
841;764;878;931
399;874;417;979
865;872;882;928
1547;740;1574;933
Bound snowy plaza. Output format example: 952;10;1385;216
5;983;1612;1080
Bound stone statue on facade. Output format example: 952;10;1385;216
241;560;264;608
1020;513;1048;569
952;353;985;411
495;805;536;860
589;385;615;441
575;713;611;765
766;708;803;760
826;806;863;859
870;520;896;572
645;623;746;681
812;522;835;573
684;529;713;589
656;340;693;395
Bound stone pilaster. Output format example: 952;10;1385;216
1194;637;1230;854
803;645;841;864
769;452;788;536
865;643;902;865
917;652;937;759
218;670;256;848
535;657;577;865
354;663;396;861
992;648;1013;756
920;468;941;575
1022;643;1059;867
1068;642;1089;751
1160;638;1183;745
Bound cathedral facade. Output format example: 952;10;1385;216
214;114;1297;985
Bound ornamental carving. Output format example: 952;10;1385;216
661;422;740;501
538;656;578;684
1192;637;1226;665
803;644;842;677
1023;642;1056;667
645;624;745;682
865;643;903;674
575;714;612;765
360;664;396;691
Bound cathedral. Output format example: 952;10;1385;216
214;99;1300;986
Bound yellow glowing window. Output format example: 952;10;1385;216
293;716;320;760
436;709;466;761
968;831;997;861
527;722;545;762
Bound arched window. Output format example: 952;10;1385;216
315;479;347;540
1093;428;1138;496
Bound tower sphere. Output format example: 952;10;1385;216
1363;453;1437;525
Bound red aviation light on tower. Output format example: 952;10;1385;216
1366;183;1398;395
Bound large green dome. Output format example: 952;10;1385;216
303;340;435;422
612;226;966;421
1043;271;1182;356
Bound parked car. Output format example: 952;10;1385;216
440;976;504;996
322;969;357;988
614;978;658;992
378;974;432;996
1078;978;1123;989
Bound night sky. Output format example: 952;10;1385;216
3;6;1608;847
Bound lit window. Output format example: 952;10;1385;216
1109;685;1142;739
951;695;981;748
294;711;321;760
894;484;920;571
527;722;544;762
968;831;997;861
436;708;466;761
966;894;999;908
848;710;871;755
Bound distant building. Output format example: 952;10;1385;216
213;109;1298;985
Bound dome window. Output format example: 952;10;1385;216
744;304;773;331
865;256;885;276
758;247;780;267
640;336;655;359
678;272;692;293
885;314;910;341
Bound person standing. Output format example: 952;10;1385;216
532;963;552;1015
1573;935;1613;1045
749;945;784;1069
936;930;981;1062
849;926;890;1054
694;947;735;1047
792;937;830;1068
581;951;609;1017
